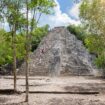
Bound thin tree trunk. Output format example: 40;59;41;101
25;46;29;102
25;0;29;102
12;25;17;92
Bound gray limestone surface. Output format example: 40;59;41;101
18;27;97;76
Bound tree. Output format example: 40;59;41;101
23;0;55;102
80;0;105;69
80;0;105;35
0;0;25;92
31;25;49;51
25;0;29;102
0;0;55;102
29;0;55;50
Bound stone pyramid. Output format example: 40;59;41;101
18;27;96;76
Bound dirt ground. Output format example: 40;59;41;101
0;76;105;105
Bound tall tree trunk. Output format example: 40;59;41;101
25;45;29;102
25;0;29;102
12;24;17;92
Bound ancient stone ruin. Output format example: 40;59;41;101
18;27;97;76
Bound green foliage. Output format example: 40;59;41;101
16;34;26;60
95;54;105;69
80;0;105;35
31;25;49;51
85;35;104;54
0;26;49;66
84;34;105;68
80;0;105;69
29;0;55;14
0;29;12;65
0;0;55;69
67;25;86;43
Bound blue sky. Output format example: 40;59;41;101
1;0;81;31
58;0;80;20
39;0;81;28
58;0;74;13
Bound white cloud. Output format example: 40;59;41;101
69;2;81;20
39;0;80;28
0;18;10;31
1;0;81;30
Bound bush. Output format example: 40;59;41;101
67;25;86;43
31;25;49;51
0;25;49;66
95;54;105;69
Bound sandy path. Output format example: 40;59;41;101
0;76;105;105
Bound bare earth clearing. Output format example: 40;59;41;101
0;76;105;105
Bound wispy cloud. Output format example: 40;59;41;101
69;2;81;20
39;0;80;28
1;0;81;31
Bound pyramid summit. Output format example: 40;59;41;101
18;27;97;76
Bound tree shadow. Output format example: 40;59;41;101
0;89;22;95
